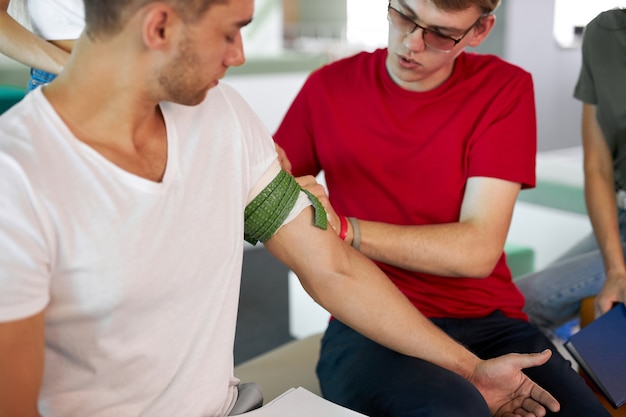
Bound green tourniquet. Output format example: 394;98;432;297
244;169;328;245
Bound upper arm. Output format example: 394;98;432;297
263;205;351;304
0;311;45;417
460;176;521;252
581;103;612;177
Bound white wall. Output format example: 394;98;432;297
224;71;307;135
504;0;584;152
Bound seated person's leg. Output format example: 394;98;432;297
316;320;491;417
516;249;606;330
461;312;610;417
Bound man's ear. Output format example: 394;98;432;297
467;14;496;48
141;3;180;50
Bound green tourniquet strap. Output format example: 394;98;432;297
244;169;328;245
302;189;328;232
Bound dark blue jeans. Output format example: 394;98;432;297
316;312;609;417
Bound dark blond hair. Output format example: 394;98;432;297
83;0;226;39
431;0;501;15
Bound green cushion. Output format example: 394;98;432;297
517;179;587;215
505;242;535;279
0;85;26;115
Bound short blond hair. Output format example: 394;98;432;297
84;0;226;39
431;0;501;15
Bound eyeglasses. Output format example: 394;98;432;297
387;5;483;53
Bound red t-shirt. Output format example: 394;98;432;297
275;49;536;320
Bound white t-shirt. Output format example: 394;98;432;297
0;84;309;416
27;0;84;40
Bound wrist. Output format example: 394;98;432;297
458;352;482;383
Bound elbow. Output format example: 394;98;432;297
463;263;496;278
457;250;502;279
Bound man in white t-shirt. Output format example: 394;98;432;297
0;1;561;416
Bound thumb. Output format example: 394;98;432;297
594;297;614;317
515;349;552;369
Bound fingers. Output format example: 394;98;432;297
499;411;536;417
524;379;561;417
519;372;560;415
520;396;547;417
498;410;534;417
295;175;319;189
296;176;331;207
495;401;539;417
294;175;341;234
479;351;560;417
274;143;292;174
594;294;617;317
494;393;552;417
516;352;560;414
595;299;609;318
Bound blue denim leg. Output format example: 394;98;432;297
516;208;626;330
516;249;607;329
316;319;491;417
27;68;57;92
435;312;610;417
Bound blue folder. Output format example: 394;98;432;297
565;303;626;409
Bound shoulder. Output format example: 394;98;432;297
309;49;384;84
583;9;626;43
161;83;254;122
588;8;626;30
458;52;533;91
0;92;44;161
461;52;530;77
322;49;383;70
298;49;385;101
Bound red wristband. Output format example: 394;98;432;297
339;215;348;241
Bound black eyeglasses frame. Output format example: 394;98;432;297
387;4;484;53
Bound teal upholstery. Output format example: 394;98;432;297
0;85;26;114
517;179;587;215
505;242;535;279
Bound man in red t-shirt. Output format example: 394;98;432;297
274;0;608;416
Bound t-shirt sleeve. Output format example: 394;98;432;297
573;18;598;104
273;69;323;178
218;84;314;242
468;70;537;189
0;155;50;321
244;160;313;245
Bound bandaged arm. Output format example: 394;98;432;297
244;160;326;245
254;161;481;376
258;167;559;417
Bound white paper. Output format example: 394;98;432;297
237;387;366;416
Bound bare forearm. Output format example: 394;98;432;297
305;242;560;417
582;103;626;275
0;12;69;74
585;173;626;273
338;177;518;278
312;243;480;376
0;312;45;417
266;215;481;379
356;220;502;278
